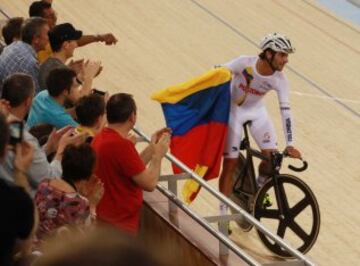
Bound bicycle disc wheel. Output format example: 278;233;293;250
253;174;320;258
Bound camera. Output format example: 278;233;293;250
9;121;23;146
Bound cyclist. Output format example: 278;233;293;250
219;33;302;218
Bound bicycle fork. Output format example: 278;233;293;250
272;176;286;220
270;153;288;221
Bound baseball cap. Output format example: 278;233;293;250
48;23;82;51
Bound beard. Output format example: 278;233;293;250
273;62;285;71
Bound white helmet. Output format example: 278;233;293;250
259;33;295;54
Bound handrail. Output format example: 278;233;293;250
156;183;261;266
133;126;316;266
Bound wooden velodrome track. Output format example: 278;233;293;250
1;0;360;265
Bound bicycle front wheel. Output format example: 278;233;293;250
253;174;320;258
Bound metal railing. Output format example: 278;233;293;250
134;127;316;266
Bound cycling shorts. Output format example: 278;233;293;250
224;104;278;158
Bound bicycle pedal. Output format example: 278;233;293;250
228;226;233;235
262;193;273;208
225;221;233;235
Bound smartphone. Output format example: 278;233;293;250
9;121;23;146
92;89;106;96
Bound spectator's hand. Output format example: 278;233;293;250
45;125;73;154
67;58;84;74
83;60;102;80
14;141;34;172
285;146;302;159
150;128;172;144
95;65;103;78
56;129;89;156
153;133;170;158
98;33;118;45
0;99;11;116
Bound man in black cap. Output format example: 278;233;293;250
39;23;101;96
29;1;117;64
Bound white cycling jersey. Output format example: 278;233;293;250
222;55;294;158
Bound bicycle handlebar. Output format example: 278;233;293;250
241;122;309;173
288;159;308;172
282;149;308;172
247;148;309;173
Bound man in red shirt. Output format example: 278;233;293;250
92;93;170;235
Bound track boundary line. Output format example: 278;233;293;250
302;0;360;34
274;0;360;55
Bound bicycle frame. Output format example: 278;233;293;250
232;121;307;212
233;121;269;198
229;121;319;257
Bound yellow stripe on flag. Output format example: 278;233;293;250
182;164;208;204
151;67;231;104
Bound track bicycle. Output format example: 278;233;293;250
230;121;320;258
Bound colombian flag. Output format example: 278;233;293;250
151;67;231;203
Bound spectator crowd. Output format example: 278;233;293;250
0;1;171;265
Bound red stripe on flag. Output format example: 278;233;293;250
170;122;228;180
